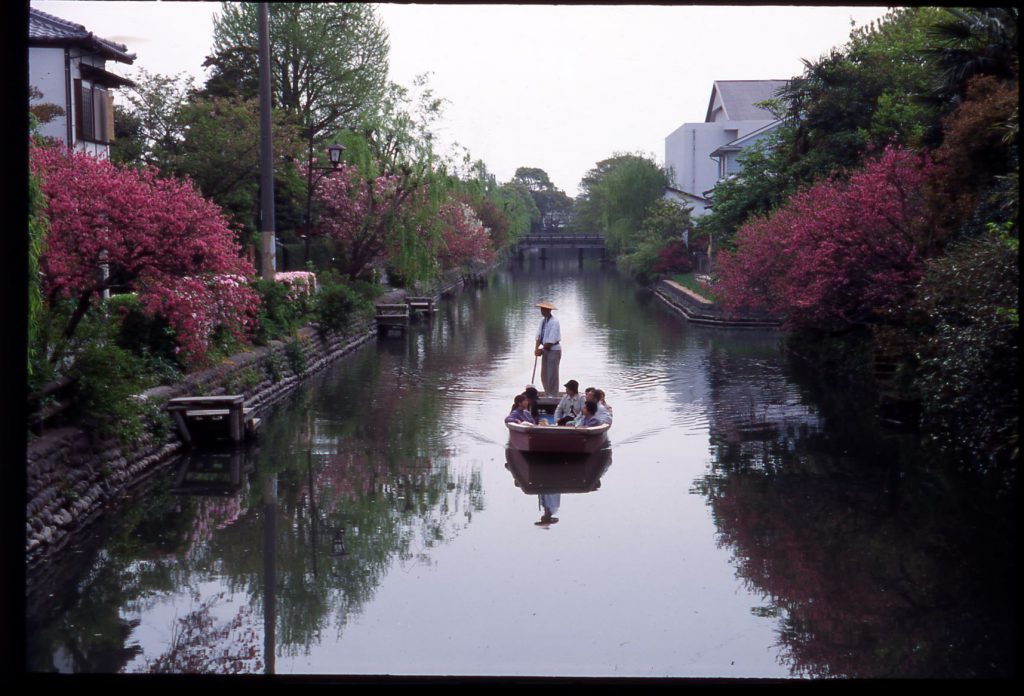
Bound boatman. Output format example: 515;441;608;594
534;301;561;397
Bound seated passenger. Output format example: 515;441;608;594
554;379;585;426
581;387;613;425
575;400;603;427
592;388;613;423
505;393;536;425
523;386;541;422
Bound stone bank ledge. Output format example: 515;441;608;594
654;278;781;329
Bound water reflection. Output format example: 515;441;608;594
692;339;1016;678
505;447;613;528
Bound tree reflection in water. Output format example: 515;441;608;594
692;341;1016;678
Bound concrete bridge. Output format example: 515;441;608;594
516;232;609;263
517;232;605;249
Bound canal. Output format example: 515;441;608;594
25;250;1015;678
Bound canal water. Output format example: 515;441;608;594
25;250;1015;678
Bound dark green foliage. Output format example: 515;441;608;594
285;339;308;376
107;294;180;371
922;7;1019;124
914;225;1019;480
315;272;373;332
28;156;48;378
252;278;310;344
70;342;152;445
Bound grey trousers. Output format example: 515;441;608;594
540;348;562;396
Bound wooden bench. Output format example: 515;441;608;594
165;395;261;446
405;296;437;317
375;303;410;335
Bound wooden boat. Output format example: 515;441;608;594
506;419;610;453
506;390;611;453
503;415;606;454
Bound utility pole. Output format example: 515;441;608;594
258;2;276;280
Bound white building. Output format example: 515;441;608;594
28;7;136;158
664;80;788;217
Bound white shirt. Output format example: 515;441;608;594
536;315;561;351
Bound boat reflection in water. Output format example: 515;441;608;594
504;445;613;526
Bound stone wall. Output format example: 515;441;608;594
24;317;378;571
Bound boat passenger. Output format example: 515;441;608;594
592;388;613;421
505;393;536;425
575;400;603;428
580;387;612;425
523;385;541;422
554;379;585;426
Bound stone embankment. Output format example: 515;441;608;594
653;278;781;329
25;269;475;572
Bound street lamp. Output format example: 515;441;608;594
327;143;345;168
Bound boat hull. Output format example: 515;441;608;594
506;421;610;453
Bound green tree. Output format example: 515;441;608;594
511;166;573;232
171;96;305;244
492;181;538;243
209;2;389;157
577;154;668;256
922;7;1019;122
116;68;197;169
620;197;693;283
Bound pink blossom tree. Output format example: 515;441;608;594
310;162;439;281
31;142;259;365
714;146;935;330
436;199;496;269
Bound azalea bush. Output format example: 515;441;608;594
31;141;260;366
714;146;935;330
274;271;317;299
652;239;694;275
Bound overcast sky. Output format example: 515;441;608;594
31;1;891;195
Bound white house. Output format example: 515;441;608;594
664;80;788;217
28;7;136;158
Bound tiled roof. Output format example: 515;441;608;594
29;6;136;63
706;80;788;122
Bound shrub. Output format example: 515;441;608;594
70;342;152;445
652;240;694;274
315;273;372;332
252;278;309;344
107;293;181;370
285;338;308;376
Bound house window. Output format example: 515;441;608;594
74;78;114;144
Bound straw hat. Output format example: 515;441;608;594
535;301;557;310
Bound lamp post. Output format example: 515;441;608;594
258;2;276;280
303;143;346;266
